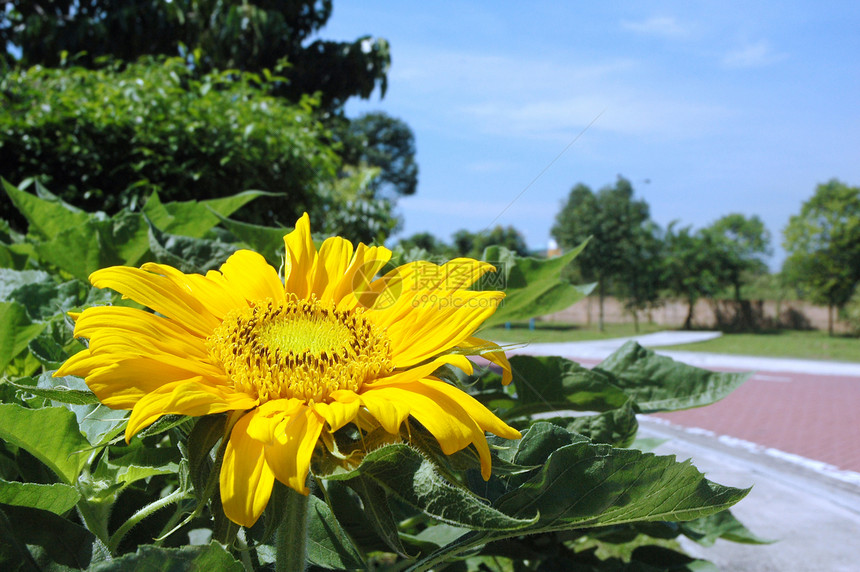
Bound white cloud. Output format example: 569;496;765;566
384;48;731;141
620;16;690;39
722;40;786;68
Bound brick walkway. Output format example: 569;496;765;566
651;370;860;473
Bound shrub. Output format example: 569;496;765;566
0;58;340;229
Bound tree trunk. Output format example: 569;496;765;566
598;280;606;332
828;303;834;336
684;297;695;330
632;309;640;333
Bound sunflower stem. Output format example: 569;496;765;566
275;487;310;572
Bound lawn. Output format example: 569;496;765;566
655;330;860;363
481;321;665;344
483;321;860;362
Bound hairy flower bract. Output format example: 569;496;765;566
56;214;520;526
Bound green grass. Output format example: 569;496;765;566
481;321;665;344
482;321;860;362
656;330;860;362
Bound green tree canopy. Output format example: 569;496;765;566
782;179;860;334
1;0;389;110
0;59;396;242
452;226;529;259
660;224;724;330
704;214;771;302
337;112;418;198
551;176;651;331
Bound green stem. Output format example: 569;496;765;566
108;488;189;553
275;487;310;572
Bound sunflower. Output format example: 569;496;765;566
56;214;520;527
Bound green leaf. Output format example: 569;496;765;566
547;400;639;447
328;443;537;531
306;494;366;570
595;342;751;413
0;301;47;374
185;415;225;502
495;423;749;527
411;423;749;570
212;211;289;266
0;502;94;569
33;212;150;280
106;444;182;487
147;222;238;274
479;242;593;328
0;404;90;484
629;545;719;571
679;509;772;546
504;354;630;418
3;376;100;405
346;476;412;557
88;542;243;572
143;190;270;238
0;479;80;515
2;179;90;240
0;268;52;301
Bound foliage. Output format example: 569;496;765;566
660;223;724;330
397;225;531;260
0;0;390;110
615;221;664;332
782;179;860;334
0;59;399;242
0;183;759;570
704;214;771;302
454;225;530;258
336;112;418;198
551;176;652;331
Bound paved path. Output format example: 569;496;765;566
510;333;860;570
511;333;860;475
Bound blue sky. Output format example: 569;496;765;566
322;1;860;268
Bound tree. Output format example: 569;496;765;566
703;214;772;329
0;1;415;241
615;222;663;332
782;179;860;335
661;224;722;330
397;232;451;257
452;226;530;259
551;177;651;331
1;0;390;110
0;60;341;229
337;112;418;198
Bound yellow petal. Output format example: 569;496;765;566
333;244;392;308
284;213;316;299
384;292;505;366
217;250;286;304
245;398;305;443
125;379;256;439
141;262;245;318
89;266;220;336
221;411;276;527
413;378;521;442
58;353;227;409
263;406;324;494
311;237;354;301
361;377;520;480
356;389;412;434
312;396;361;432
73;306;208;360
459;336;513;385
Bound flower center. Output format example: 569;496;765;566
207;296;392;403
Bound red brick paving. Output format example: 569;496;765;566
651;370;860;473
569;357;860;473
